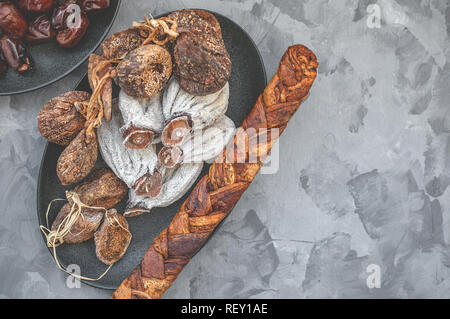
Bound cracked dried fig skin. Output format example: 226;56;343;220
169;10;231;96
56;128;98;186
38;91;89;146
51;203;103;244
73;168;128;209
116;44;172;98
101;27;146;60
94;209;131;265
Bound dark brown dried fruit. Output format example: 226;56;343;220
0;51;7;74
88;54;113;121
73;168;127;209
51;203;103;244
133;172;162;198
94;209;131;265
55;5;89;48
121;124;154;150
168;10;231;96
0;35;33;73
0;1;28;38
17;0;54;13
38;91;89;146
56;128;98;185
169;9;222;37
161;116;191;147
80;0;109;12
100;27;146;60
116;44;172;98
52;3;72;31
25;15;56;45
158;146;182;168
56;0;78;5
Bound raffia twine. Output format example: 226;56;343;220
39;191;131;281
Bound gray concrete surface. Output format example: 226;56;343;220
1;0;450;298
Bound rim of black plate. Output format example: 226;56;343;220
37;9;267;291
0;0;122;96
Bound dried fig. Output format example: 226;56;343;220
56;128;98;185
94;209;131;265
73;168;127;209
116;44;172;98
38;91;89;146
169;9;222;37
100;27;146;60
51;203;103;244
168;10;231;95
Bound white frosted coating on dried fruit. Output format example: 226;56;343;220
127;161;203;213
180;115;236;163
162;77;229;130
119;90;165;137
97;99;161;188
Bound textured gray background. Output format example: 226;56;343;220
1;0;450;298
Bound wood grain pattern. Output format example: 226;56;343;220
112;44;318;299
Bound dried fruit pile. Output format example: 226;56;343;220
0;0;111;75
37;9;233;278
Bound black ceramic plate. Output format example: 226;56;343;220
37;11;267;290
0;0;121;96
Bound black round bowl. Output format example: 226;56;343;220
0;0;121;96
37;10;267;290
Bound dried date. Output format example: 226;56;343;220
38;91;89;146
0;1;28;38
17;0;54;13
56;128;98;185
25;15;56;45
80;0;109;12
55;4;89;48
0;35;32;73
